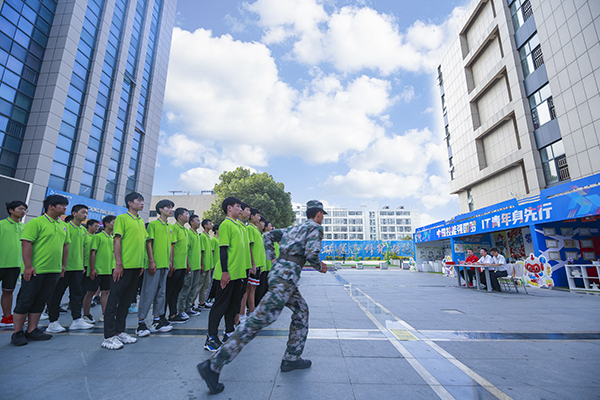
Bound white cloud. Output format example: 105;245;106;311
178;168;222;192
246;0;468;74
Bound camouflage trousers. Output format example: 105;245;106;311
210;275;309;373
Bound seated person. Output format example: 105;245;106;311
460;249;478;286
487;248;508;292
474;248;493;288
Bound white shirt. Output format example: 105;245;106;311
478;254;493;264
491;254;507;272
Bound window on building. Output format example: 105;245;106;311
540;139;569;185
441;94;446;115
357;234;363;240
388;234;396;240
437;65;443;86
325;233;332;239
519;33;544;78
529;84;555;129
149;210;157;217
510;0;533;32
323;218;331;224
449;157;455;180
467;188;474;212
445;125;450;147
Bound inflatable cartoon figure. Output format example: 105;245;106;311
523;253;554;288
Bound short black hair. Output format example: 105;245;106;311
71;204;88;215
6;200;27;214
221;197;241;214
155;199;175;214
174;207;188;220
212;224;219;233
260;215;267;223
201;219;212;228
124;192;144;208
489;247;498;253
65;215;74;223
44;195;69;212
240;202;250;210
306;208;321;219
250;207;260;216
189;214;200;224
480;248;488;253
102;215;116;225
86;219;99;228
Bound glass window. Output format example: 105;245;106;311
519;33;543;78
48;174;66;190
539;140;568;185
529;84;555;129
2;69;20;88
50;161;67;177
510;0;533;31
81;172;93;187
83;159;95;174
0;83;16;102
54;148;70;163
18;16;34;36
79;184;92;198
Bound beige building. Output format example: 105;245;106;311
439;0;600;214
149;193;217;224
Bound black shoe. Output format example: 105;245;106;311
25;328;52;341
202;302;212;309
280;358;312;372
222;332;233;343
11;331;28;346
168;314;188;324
204;335;222;352
197;360;224;394
59;307;67;313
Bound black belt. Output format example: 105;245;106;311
278;253;306;266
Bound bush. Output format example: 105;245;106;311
325;256;332;260
376;256;382;260
357;257;363;261
365;257;370;260
334;256;342;260
347;256;354;261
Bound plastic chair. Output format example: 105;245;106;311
510;263;528;294
498;264;514;292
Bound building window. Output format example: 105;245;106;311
519;33;544;78
437;65;443;86
441;94;446;115
467;188;474;212
149;210;157;217
510;0;533;32
540;140;569;185
449;157;455;180
529;84;555;129
445;126;450;147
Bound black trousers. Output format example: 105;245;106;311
460;268;475;284
255;270;269;306
14;273;60;315
165;269;185;317
208;279;243;337
208;278;217;301
48;270;85;322
104;269;140;338
480;270;508;291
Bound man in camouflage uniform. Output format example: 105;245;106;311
197;200;328;394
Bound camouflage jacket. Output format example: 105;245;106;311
264;219;323;284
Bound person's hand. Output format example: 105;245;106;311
60;266;66;278
113;264;124;281
251;266;256;275
168;266;175;277
220;272;230;288
23;265;36;282
148;261;157;276
320;262;327;274
90;268;97;280
186;265;191;275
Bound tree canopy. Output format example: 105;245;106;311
203;167;296;229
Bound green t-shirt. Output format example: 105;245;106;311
215;218;245;281
211;236;220;270
237;220;251;270
265;242;279;272
172;222;189;270
21;214;71;274
113;212;146;269
65;222;86;271
83;232;93;267
0;217;24;269
248;224;266;268
200;231;213;271
90;231;115;275
188;229;201;271
146;219;175;269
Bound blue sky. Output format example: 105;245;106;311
153;0;470;225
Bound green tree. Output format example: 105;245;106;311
203;167;296;229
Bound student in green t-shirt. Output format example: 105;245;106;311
193;218;214;311
11;195;70;346
83;215;116;322
81;219;99;322
102;192;146;350
205;197;244;352
178;214;203;318
236;202;255;327
207;224;220;304
47;205;95;334
245;208;265;318
167;207;191;323
256;219;276;306
0;200;27;328
135;199;175;337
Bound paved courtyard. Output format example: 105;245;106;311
1;269;599;400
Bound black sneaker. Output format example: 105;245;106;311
168;314;188;324
150;317;173;333
280;358;312;372
59;307;67;313
25;328;53;341
204;335;222;352
201;302;212;309
197;360;224;394
222;331;233;343
11;330;28;346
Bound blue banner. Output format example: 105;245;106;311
414;173;600;244
45;188;127;222
319;240;414;260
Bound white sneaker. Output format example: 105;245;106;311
98;314;104;322
46;321;66;333
82;314;96;324
40;312;49;320
180;311;190;320
116;332;137;344
69;318;94;330
239;314;247;324
101;336;124;350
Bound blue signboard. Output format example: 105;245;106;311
45;188;127;222
319;240;414;260
414;173;600;244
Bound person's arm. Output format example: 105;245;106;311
168;243;175;276
61;244;69;278
305;225;326;273
263;229;284;261
200;250;204;273
249;242;256;275
113;236;124;281
220;246;230;288
146;240;157;275
21;240;35;281
89;249;98;279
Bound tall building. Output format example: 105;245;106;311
294;204;419;241
438;0;599;214
0;0;176;219
414;0;600;289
